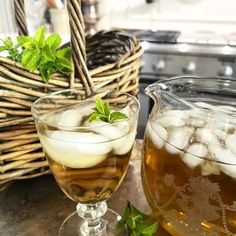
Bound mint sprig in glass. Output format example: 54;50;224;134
88;97;128;123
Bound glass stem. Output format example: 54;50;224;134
76;201;108;236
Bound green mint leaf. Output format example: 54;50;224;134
117;202;158;236
57;67;72;75
41;45;55;64
40;69;50;83
54;57;73;75
23;40;37;49
109;112;128;123
45;34;61;51
92;107;99;113
56;47;72;59
55;57;72;71
21;49;40;72
18;35;36;49
34;26;45;48
88;112;108;123
4;37;14;48
0;38;22;61
21;50;34;68
137;222;158;236
8;48;19;61
104;103;110;116
127;216;137;229
96;116;108;122
0;27;72;83
40;64;56;83
17;35;33;46
88;97;128;124
95;96;106;115
0;46;7;52
88;112;99;123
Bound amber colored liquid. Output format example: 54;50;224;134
46;150;131;204
142;134;236;236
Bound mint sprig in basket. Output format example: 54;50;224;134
0;0;143;186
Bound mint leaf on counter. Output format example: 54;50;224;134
88;97;128;123
117;202;158;236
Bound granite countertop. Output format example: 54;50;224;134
0;140;170;236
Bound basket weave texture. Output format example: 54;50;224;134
0;0;143;185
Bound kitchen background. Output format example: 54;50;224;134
1;0;236;137
2;0;236;34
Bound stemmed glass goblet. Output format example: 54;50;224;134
31;89;140;235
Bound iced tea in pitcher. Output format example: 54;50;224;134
142;76;236;236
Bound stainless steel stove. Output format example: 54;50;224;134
137;30;236;80
133;30;236;137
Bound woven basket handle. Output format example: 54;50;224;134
13;0;94;94
13;0;28;36
67;0;94;94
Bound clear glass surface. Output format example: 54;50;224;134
142;76;236;235
32;89;140;235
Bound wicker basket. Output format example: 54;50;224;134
0;0;143;185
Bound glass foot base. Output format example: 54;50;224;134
58;208;127;236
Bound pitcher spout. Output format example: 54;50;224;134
145;79;196;112
145;82;163;103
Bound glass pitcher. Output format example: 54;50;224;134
141;76;236;236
